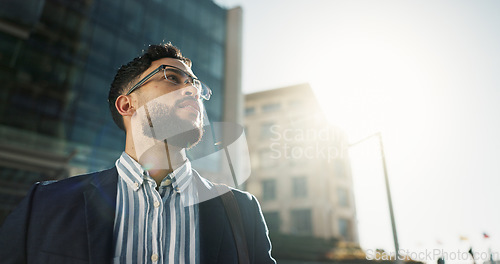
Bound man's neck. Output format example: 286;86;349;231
125;141;188;187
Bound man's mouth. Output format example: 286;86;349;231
177;99;200;114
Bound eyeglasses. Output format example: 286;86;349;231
126;64;212;100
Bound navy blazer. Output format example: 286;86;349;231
0;167;275;264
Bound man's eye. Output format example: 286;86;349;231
166;75;181;84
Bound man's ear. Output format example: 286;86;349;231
115;95;135;117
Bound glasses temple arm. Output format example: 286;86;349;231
126;66;164;95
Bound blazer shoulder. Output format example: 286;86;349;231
219;186;263;217
35;167;117;194
229;187;256;204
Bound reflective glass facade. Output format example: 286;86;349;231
0;0;230;223
0;0;227;170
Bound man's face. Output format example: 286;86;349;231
130;58;205;148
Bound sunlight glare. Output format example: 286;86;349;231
310;30;431;143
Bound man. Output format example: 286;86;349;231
0;43;275;263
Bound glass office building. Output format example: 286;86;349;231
0;0;242;223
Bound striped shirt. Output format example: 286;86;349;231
113;152;199;264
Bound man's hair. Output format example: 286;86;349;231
108;43;192;131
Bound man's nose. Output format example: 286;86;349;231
181;84;200;100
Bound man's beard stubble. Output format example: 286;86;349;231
140;98;204;149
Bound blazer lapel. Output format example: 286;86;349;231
84;168;118;263
195;173;228;263
199;195;228;263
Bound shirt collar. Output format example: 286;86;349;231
116;152;193;193
162;159;192;193
116;152;146;191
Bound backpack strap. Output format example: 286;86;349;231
214;184;250;264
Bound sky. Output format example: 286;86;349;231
214;0;500;262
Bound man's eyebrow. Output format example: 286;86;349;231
165;67;196;79
164;68;183;73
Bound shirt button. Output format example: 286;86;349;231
163;179;172;186
154;201;160;208
134;182;139;188
151;254;158;262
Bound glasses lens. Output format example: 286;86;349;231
163;66;212;100
163;68;189;85
200;82;211;100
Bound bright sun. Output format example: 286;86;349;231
308;29;435;143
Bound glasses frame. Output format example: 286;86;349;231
125;64;212;100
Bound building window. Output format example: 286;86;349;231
260;122;275;139
262;102;280;112
338;218;351;240
337;187;349;207
292;176;307;198
263;211;280;232
262;179;276;201
245;107;255;116
290;209;312;235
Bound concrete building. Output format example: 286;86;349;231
244;83;359;243
0;0;242;224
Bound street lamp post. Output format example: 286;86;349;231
350;132;401;262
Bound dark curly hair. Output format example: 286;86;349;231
108;43;192;131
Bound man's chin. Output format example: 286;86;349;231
137;106;204;148
166;127;203;149
166;113;204;148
